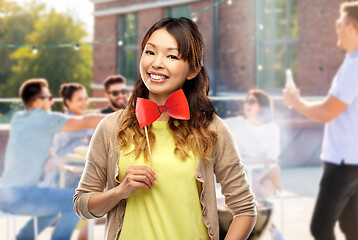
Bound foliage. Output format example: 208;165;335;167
0;0;92;99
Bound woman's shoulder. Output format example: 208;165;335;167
210;114;233;132
98;109;127;133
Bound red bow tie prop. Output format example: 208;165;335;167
135;89;190;128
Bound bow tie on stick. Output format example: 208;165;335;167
135;89;190;169
136;89;190;128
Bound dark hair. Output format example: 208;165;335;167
246;88;273;124
103;75;127;91
341;1;358;30
19;78;48;107
59;83;85;108
117;17;217;162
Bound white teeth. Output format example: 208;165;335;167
150;73;167;80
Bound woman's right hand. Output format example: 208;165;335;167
118;166;157;199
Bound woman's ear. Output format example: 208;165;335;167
187;66;202;80
65;98;71;108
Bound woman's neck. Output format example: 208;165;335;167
247;117;262;126
67;109;81;116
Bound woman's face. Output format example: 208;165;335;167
66;88;88;116
140;28;197;104
244;93;260;119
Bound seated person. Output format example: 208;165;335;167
224;88;283;240
42;83;94;189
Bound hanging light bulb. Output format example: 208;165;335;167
257;24;264;30
191;13;198;23
32;46;38;54
74;43;80;50
257;65;263;71
227;0;233;5
117;40;123;46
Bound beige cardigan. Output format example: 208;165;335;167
74;110;256;240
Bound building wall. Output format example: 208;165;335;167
91;0;258;95
91;0;346;96
92;14;119;98
217;0;255;92
297;0;345;95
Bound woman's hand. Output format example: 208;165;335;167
118;166;157;199
87;166;157;217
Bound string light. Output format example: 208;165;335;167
32;46;37;54
191;13;198;23
0;0;232;50
257;65;263;71
257;24;264;30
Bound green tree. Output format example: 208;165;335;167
9;8;92;98
0;0;46;97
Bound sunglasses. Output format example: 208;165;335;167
39;95;53;101
107;89;129;96
244;98;257;105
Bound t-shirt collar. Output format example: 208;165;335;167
347;49;358;59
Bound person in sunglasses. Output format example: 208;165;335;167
224;88;282;240
100;75;130;114
0;78;104;239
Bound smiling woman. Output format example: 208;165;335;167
74;17;257;240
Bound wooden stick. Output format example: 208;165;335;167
144;126;154;170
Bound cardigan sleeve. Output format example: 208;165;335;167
213;116;257;217
73;116;110;219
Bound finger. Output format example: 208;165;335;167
130;166;157;178
130;180;151;191
130;174;155;188
128;166;157;181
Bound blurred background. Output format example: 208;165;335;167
0;0;353;239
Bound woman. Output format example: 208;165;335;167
224;89;282;239
42;83;93;188
74;17;256;240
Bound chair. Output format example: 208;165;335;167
218;201;274;239
0;211;38;240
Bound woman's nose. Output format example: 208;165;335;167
152;55;164;69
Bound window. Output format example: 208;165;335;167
118;13;138;84
166;5;190;18
255;0;298;93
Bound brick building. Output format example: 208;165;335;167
89;0;346;97
88;0;349;166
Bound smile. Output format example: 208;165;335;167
148;72;169;83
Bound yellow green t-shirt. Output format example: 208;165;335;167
117;121;209;240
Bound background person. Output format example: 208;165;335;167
283;2;358;239
224;88;282;239
0;78;104;240
100;75;129;114
42;82;93;188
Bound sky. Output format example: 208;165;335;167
15;0;94;37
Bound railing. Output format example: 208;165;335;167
0;95;326;167
0;95;325;124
